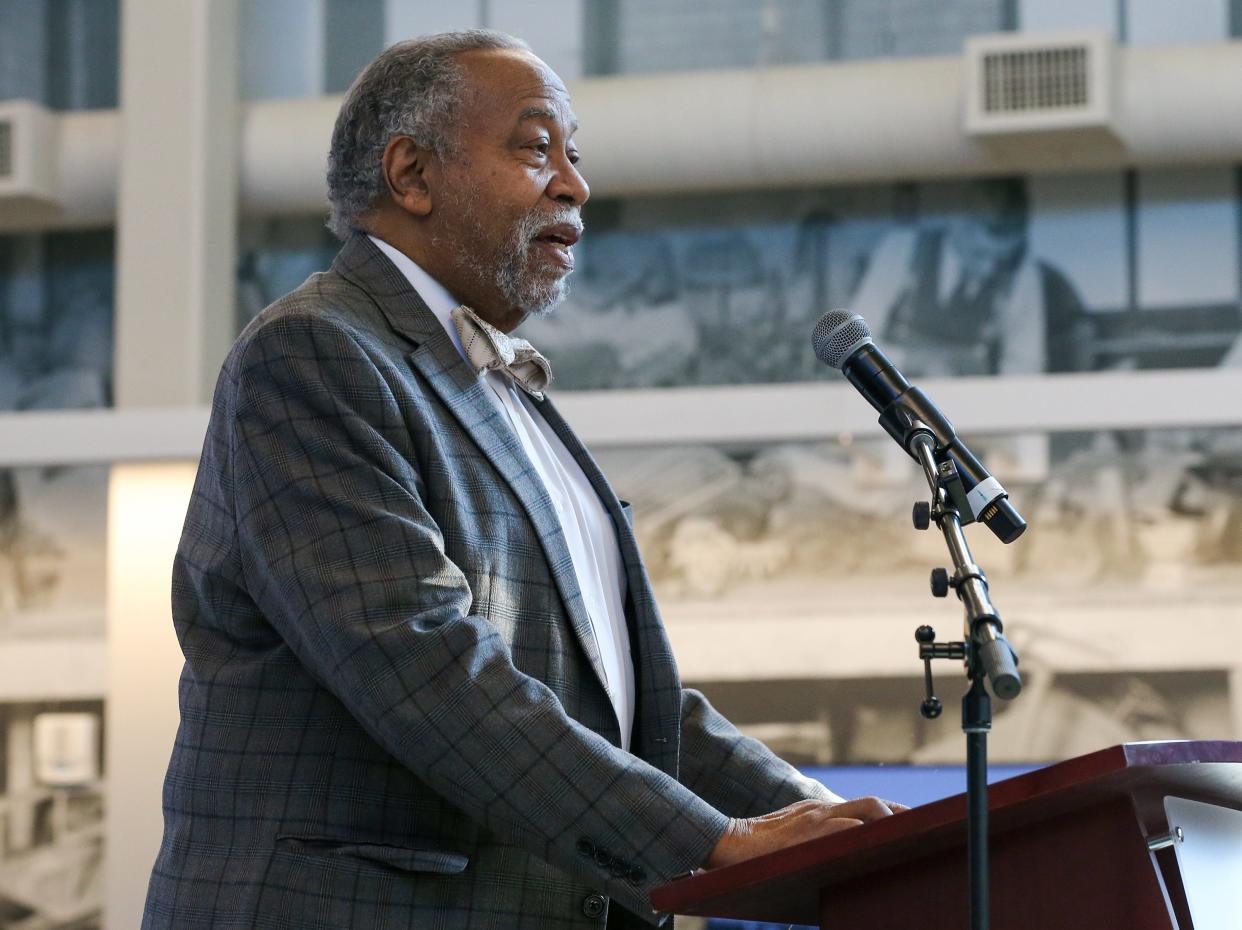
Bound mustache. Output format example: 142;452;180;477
518;206;584;241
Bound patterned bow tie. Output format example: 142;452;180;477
451;305;553;400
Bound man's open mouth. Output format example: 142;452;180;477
531;223;583;268
534;223;582;249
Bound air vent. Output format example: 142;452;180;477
0;100;59;205
965;33;1113;136
983;47;1089;112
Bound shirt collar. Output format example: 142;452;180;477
367;234;468;362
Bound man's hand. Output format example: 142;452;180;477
705;797;904;870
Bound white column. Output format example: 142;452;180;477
114;0;238;409
107;2;238;928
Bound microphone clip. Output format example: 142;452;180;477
877;393;1027;544
895;416;977;528
877;401;933;456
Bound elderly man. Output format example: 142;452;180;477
142;30;896;930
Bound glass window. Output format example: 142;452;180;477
0;0;119;110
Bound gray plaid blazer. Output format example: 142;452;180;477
142;234;831;929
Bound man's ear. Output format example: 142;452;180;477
381;135;434;217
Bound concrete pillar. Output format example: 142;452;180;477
113;0;238;408
107;1;238;927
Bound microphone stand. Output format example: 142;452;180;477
901;423;1023;930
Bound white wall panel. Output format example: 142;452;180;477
382;1;584;77
489;0;586;79
0;0;50;102
384;0;481;44
1137;167;1238;306
239;0;325;100
1127;0;1228;45
1027;173;1128;310
1018;0;1117;36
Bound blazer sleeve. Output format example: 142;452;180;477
678;688;843;818
228;313;729;923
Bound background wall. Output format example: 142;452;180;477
1;1;1241;928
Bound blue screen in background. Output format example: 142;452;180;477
704;763;1044;930
799;763;1042;809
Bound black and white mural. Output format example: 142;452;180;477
0;231;110;928
519;172;1241;387
594;426;1240;763
239;171;1242;385
0;233;112;642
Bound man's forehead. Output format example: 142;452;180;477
458;49;577;129
518;103;579;133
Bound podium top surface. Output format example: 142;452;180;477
650;740;1242;923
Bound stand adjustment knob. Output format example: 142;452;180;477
912;501;931;530
930;567;950;598
921;697;943;719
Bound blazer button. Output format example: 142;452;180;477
627;866;647;886
582;893;607;919
576;837;596;859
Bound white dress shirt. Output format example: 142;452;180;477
369;236;635;750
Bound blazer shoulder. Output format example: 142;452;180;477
244;267;398;341
229;269;412;375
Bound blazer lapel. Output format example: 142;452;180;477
534;395;683;776
331;236;616;712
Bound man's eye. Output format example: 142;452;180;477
528;142;550;156
568;151;580;165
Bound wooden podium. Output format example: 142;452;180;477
651;741;1242;929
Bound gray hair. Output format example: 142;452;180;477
325;29;530;240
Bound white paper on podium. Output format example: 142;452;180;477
1162;796;1242;930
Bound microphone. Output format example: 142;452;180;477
812;310;1027;544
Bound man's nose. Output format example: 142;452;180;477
549;156;589;207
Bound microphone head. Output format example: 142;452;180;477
812;310;873;369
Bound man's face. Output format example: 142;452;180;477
429;49;588;322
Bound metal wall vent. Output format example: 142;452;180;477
0;100;59;206
965;33;1113;136
983;46;1089;113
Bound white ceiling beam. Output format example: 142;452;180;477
1;368;1239;467
9;40;1242;231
